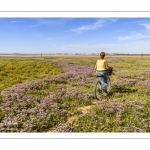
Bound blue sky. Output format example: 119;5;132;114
0;18;150;54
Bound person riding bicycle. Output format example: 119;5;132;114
95;52;109;92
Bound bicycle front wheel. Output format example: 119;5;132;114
94;80;103;100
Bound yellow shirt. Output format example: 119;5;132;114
96;59;106;71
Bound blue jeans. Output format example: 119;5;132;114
96;70;108;85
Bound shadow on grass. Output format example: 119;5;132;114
108;86;138;97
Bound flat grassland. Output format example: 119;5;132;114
0;54;149;132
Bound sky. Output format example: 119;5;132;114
0;18;150;54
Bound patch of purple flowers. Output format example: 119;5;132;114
0;61;95;132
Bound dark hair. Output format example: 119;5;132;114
100;52;105;59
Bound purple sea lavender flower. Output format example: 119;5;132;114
125;79;137;85
140;80;150;87
133;126;146;132
142;70;150;75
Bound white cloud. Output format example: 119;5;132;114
118;32;150;41
109;19;118;22
71;19;106;33
140;23;150;31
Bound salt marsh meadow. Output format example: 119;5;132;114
0;54;150;132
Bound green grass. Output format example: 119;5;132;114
0;56;149;132
0;57;64;90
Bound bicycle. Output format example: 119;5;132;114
94;68;112;100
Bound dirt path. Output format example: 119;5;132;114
47;100;100;132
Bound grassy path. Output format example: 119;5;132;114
47;100;100;132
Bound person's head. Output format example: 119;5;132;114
100;52;105;59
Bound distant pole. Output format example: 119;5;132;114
41;53;42;58
141;53;143;58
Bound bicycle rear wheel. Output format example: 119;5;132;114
94;80;103;100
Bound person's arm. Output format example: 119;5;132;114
104;61;109;70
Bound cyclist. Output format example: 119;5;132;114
94;52;109;92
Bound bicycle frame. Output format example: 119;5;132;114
94;72;111;100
